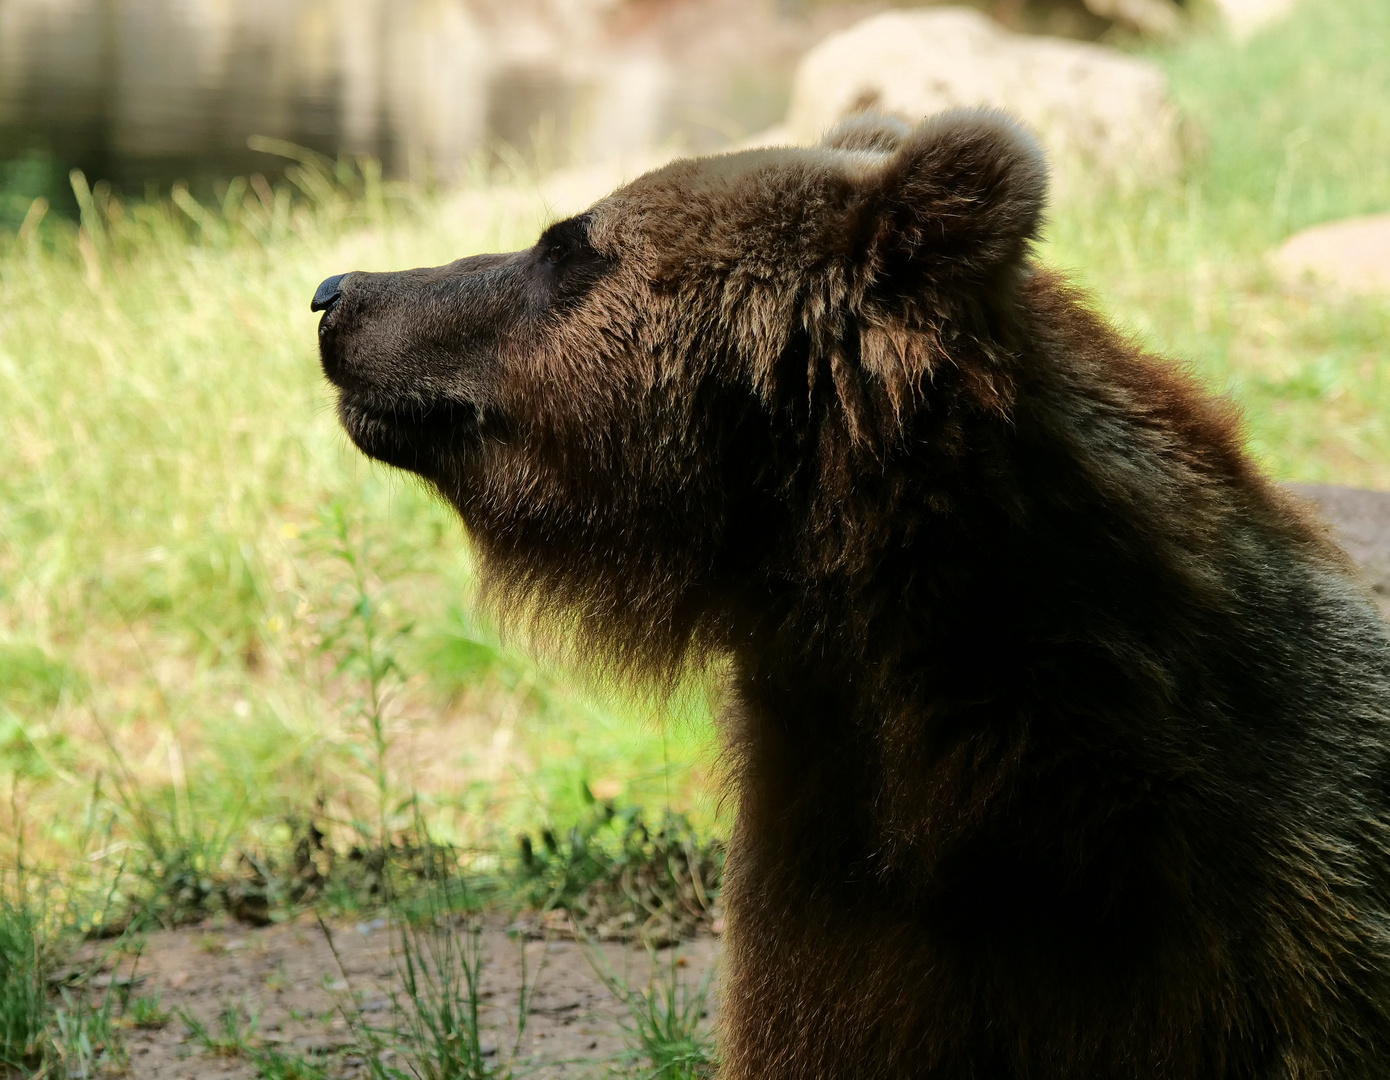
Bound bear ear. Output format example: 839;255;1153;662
820;112;911;154
858;108;1048;292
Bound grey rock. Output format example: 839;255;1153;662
784;8;1184;186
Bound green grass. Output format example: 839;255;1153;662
123;992;171;1030
0;154;719;907
180;997;334;1078
584;945;716;1080
1040;0;1390;483
0;0;1388;928
0;889;48;1072
0;879;133;1078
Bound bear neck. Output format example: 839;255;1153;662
718;272;1347;893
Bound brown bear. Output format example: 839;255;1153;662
313;111;1390;1079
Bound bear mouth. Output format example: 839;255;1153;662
336;395;477;478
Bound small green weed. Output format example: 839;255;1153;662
1;863;139;1077
248;1042;333;1080
587;948;715;1080
180;998;261;1058
315;811;536;1080
49;985;127;1079
108;784;239;930
0;889;47;1072
315;501;411;854
181;999;330;1079
516;790;723;945
390;914;525;1080
123;991;170;1030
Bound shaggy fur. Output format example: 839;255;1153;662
316;110;1390;1079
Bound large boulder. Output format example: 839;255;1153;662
1211;0;1298;40
1273;214;1390;299
1081;0;1183;39
783;7;1184;185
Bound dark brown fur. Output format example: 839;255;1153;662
316;110;1390;1079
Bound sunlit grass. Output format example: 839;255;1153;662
0;0;1388;913
0;156;719;910
1040;0;1390;484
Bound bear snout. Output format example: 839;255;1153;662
314;260;506;478
311;273;349;315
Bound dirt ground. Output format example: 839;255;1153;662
77;916;720;1079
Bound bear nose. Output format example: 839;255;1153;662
311;273;349;314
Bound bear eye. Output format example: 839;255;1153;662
532;214;612;309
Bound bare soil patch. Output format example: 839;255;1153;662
76;917;719;1079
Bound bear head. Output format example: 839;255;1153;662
315;110;1047;674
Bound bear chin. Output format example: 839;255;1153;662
335;395;473;478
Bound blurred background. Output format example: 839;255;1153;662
1;0;1389;1074
3;0;1221;215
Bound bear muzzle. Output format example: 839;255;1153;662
334;395;476;477
313;252;534;478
